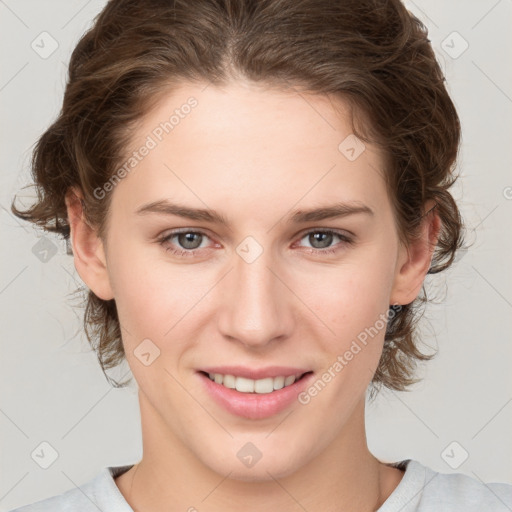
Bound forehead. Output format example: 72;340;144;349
136;80;358;160
110;80;389;223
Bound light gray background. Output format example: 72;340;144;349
1;0;511;509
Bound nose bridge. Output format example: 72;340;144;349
217;236;291;346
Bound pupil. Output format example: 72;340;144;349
179;232;201;249
311;232;332;249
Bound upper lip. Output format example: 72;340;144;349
199;366;311;380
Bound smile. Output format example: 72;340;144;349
205;372;305;394
197;369;315;420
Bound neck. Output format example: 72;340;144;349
116;391;402;512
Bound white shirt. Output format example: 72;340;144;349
8;459;512;511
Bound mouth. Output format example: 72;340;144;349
196;369;315;420
198;370;312;394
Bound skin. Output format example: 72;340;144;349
65;79;440;512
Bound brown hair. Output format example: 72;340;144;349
11;0;465;396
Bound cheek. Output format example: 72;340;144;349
301;265;393;411
107;243;213;352
105;240;175;336
302;254;395;343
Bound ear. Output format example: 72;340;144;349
390;199;441;306
64;186;114;301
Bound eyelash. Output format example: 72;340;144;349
157;228;354;258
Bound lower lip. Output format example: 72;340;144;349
197;371;315;420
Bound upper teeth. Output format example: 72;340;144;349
208;373;300;394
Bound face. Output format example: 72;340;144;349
73;80;426;481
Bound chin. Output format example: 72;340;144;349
201;445;306;482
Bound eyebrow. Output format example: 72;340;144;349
135;199;374;225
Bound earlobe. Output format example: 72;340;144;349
65;187;114;301
390;200;441;306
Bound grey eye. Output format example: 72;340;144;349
177;232;204;249
306;232;334;249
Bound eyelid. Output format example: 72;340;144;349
158;227;216;243
158;228;219;248
294;226;355;240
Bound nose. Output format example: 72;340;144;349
216;242;294;349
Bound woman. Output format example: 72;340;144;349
9;0;512;510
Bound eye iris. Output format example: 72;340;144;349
310;232;333;249
172;231;339;251
178;232;202;249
